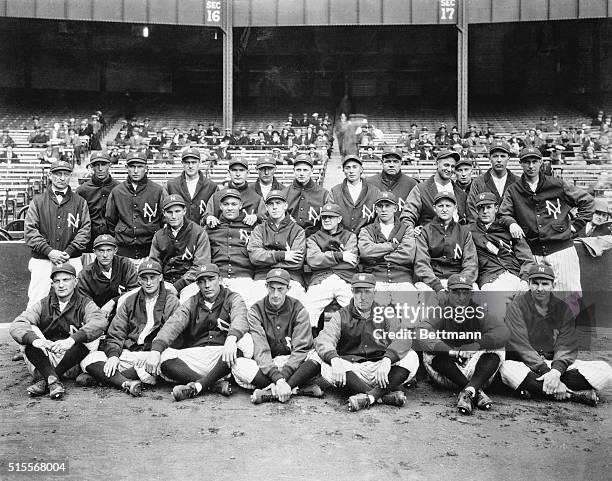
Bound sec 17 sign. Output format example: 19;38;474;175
205;0;223;26
439;0;457;24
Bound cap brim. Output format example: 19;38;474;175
382;154;402;160
448;283;472;290
528;274;554;281
489;147;510;154
519;155;541;161
196;273;219;280
265;196;286;204
50;269;75;278
266;277;290;286
164;202;185;210
93;242;117;249
138;269;161;276
257;163;276;168
351;282;375;288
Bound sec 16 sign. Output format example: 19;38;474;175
439;0;457;24
205;0;223;26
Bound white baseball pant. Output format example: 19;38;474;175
304;274;352;327
81;349;157;385
232;352;298;390
534;245;582;316
27;257;83;309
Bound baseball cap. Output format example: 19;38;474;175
93;234;117;249
126;151;148;165
436;150;460;163
351;273;376;288
293;153;313;167
88;151;111;165
519;147;542;161
594;198;610;214
195;263;220;280
475;192;498;207
375;191;398;206
181;148;200;161
138;259;162;276
342;154;362;167
447;274;472;290
433;191;457;205
50;263;76;279
228;158;249;169
266;268;290;286
527;263;555;281
455;158;472;168
488;141;511;155
256;156;276;169
49;160;73;173
163;194;186;210
219;188;242;203
320;203;342;217
382;147;402;160
265;190;286;203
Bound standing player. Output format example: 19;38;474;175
454;158;474;194
366;147;417;211
252;156;284;199
24;160;91;308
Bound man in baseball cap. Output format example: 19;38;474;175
365;146;417;209
232;268;323;404
574;198;612;237
312;272;419;412
500;263;612;407
455;157;474;195
253;155;284;200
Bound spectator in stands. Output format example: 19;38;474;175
284;144;300;164
419;142;435;161
29;126;49;147
592;110;604;127
1;128;15;148
223;127;236;145
148;130;166;156
236;127;251;146
78;118;93;147
213;138;232;162
357;126;373;147
395;128;410;148
90;115;102;151
299;113;309;127
206;122;220;137
0;145;17;162
105;152;165;263
455;158;474;194
24;161;91;308
523;128;542;148
137;116;147;136
365;147;417;211
262;124;274;144
574;198;612;238
32;116;41;130
129;128;145;149
464;130;480;149
186;128;199;143
335;112;349;157
270;147;284;165
76;151;120;252
600;115;611;134
286;131;296;149
252;156;284;199
38;143;59;164
255;131;267;147
50;123;62;141
306;144;322;165
435;124;450;147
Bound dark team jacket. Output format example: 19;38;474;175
206;181;265;221
306;226;358;285
24;188;91;259
149;220;211;291
282;179;331;237
251;177;285;198
207;213;255;279
466;169;519;222
105;283;180;357
329;180;380;235
504;291;578;375
76;255;139;313
573;221;612;238
76;174;119;250
105;176;164;256
498;174;594;255
469;220;533;286
247;216;306;283
365;171;418;212
316;300;412;364
151;287;248;351
165;172;219;224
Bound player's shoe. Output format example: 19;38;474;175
295;384;325;398
251;389;276;404
380;390;406;407
457;389;474;415
76;373;98;387
475;390;493;410
27;379;48;397
172;382;198;402
210;380;232;397
569;389;599;407
122;380;143;397
348;393;371;412
48;377;65;400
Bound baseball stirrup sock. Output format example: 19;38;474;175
517;372;545;397
54;344;90;378
251;370;273;389
431;355;468;388
345;371;372;395
466;353;500;390
387;366;410;390
160;358;201;384
560;370;593;391
120;367;139;380
85;361;129;389
195;358;230;392
287;360;321;389
24;345;57;380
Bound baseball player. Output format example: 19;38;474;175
141;264;251;401
498;147;594;313
414;192;478;292
329;155;380;235
10;263;107;399
105;151;164;264
454;157;473;194
205;158;265;228
149;194;211;302
574;198;612;237
499;264;612;406
163;147;219;225
82;260;180;396
400;149;468;229
358;192;417;305
24;160;91;308
312;273;419;412
76;151;119;252
247;190;306;304
466;141;519;222
232;268;323;404
252;156;284;199
418;274;510;415
304;203;358;329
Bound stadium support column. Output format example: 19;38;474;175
457;0;468;134
222;0;233;131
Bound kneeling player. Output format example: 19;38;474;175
232;269;323;404
419;274;510;415
313;273;420;412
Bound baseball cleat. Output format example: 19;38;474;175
296;384;325;398
251;389;276;404
172;382;198;402
475;390;493;410
122;380;143;397
76;373;98;387
27;379;48;397
210;380;232;397
569;389;599;407
348;393;371;412
380;390;406;407
457;389;474;415
48;377;65;400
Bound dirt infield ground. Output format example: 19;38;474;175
1;327;611;481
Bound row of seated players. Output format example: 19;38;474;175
9;260;612;414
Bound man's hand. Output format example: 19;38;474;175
222;336;238;367
104;356;120;377
48;249;69;265
100;300;116;319
206;215;220;228
537;369;562;395
284;250;304;263
342;251;358;266
509;223;525;239
458;350;477;361
486;241;500;255
413;225;423;237
275;378;292;403
144;351;161;375
49;337;75;354
375;357;392;388
330;358;346;387
243;214;258;226
553;381;569;400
